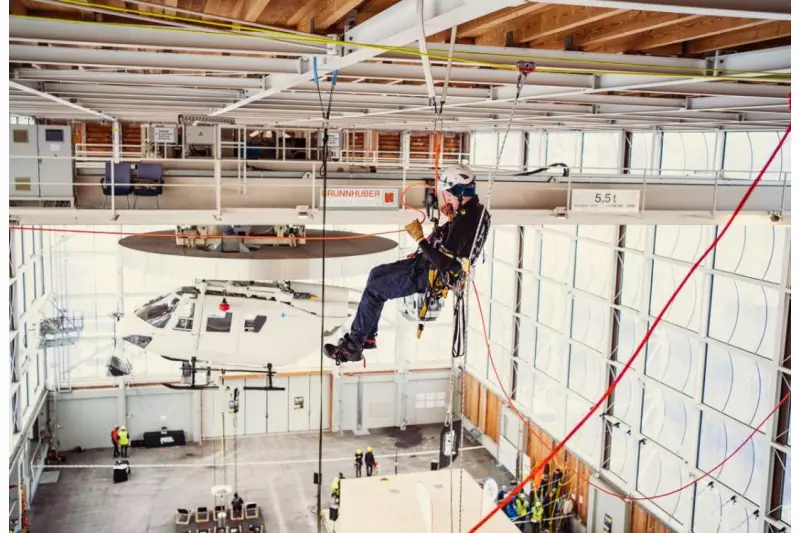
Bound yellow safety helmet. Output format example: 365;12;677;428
356;449;362;454
366;446;372;452
120;425;126;431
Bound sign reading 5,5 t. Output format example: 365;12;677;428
571;189;640;214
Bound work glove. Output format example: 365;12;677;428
404;219;425;243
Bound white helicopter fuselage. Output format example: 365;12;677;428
119;281;352;368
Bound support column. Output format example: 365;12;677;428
117;380;127;427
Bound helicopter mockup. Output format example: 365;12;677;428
119;279;352;370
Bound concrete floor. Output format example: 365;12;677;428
31;425;514;533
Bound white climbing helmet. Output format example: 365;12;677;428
438;164;476;195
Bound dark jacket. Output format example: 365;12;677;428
365;452;376;466
416;196;491;277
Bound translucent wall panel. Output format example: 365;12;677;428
525;132;546;169
565;393;601;464
491;262;517;309
571;295;609;353
708;277;780;358
693;481;759;532
637;441;694;525
654;225;711;264
723;131;791;181
714;225;786;284
545;132;582;167
660;131;718;177
539;230;573;283
606;423;635;482
641;386;697;458
470;131;523;170
534;328;567;385
620;253;648;312
581;132;621;174
703;345;774;429
780;452;791;525
537;280;571;334
568;344;605;401
650;261;706;332
574;238;614;298
615;310;647;366
531;371;566;438
629;132;657;175
609;372;638;428
697;412;768;504
645;326;699;396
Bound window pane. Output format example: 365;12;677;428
654;226;710;264
522;227;538;271
546;132;582;167
534;328;567;384
620;253;647;312
645;326;699;396
609;372;638;428
519;275;537;319
723;131;791;181
693;479;759;532
629;132;656;176
492;227;518;265
565;393;601;463
641;386;697;458
206;312;233;333
568;344;605;401
698;412;767;503
489;303;514;351
491;262;516;308
581;132;620;174
637;442;693;525
537;281;571;334
616;311;647;366
650;260;706;332
539;230;573;283
714;225;785;284
571;295;608;353
531;372;566;438
574;239;614;298
703;345;774;429
660;131;717;177
624;225;650;252
708;277;780;358
526;132;546;169
606;423;635;482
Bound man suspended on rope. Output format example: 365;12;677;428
324;164;491;364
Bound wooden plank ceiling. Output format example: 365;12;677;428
9;0;791;58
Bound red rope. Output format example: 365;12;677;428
468;123;791;533
473;280;790;501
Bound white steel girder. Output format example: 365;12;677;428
510;0;790;19
8;16;327;56
207;0;525;116
8;81;115;121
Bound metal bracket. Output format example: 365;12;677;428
298;57;311;76
326;34;343;57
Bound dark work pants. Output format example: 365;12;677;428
350;258;428;344
355;463;362;478
121;445;129;458
112;441;119;457
366;464;374;477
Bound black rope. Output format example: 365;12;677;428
314;58;337;533
514;162;570;180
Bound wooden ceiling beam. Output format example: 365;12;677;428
456;3;550;39
572;12;701;50
10;0;28;15
286;0;321;28
239;0;274;22
513;6;627;44
686;20;791;54
598;16;772;53
314;0;367;31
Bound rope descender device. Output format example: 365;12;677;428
515;60;536;89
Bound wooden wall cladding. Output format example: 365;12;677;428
409;132;431;159
84;122;112;152
344;131;365;158
377;132;401;158
631;504;673;533
463;373;499;444
121;122;142;147
442;132;463;161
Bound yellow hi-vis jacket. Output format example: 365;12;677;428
118;428;129;446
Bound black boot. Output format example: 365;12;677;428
324;333;364;365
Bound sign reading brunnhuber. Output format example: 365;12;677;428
320;187;399;209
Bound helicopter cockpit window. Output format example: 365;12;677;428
135;293;181;329
173;298;196;332
206;312;232;332
244;315;267;333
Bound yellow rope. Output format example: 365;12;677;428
15;2;790;81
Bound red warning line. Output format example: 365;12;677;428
469;123;791;533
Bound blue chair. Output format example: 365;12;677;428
133;162;164;208
101;162;133;208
